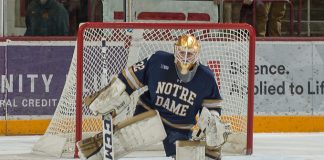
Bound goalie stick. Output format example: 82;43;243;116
101;38;114;160
83;37;118;159
82;84;115;160
103;113;114;160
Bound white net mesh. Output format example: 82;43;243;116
37;23;254;157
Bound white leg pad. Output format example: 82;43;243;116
32;134;66;158
176;141;206;160
114;110;167;159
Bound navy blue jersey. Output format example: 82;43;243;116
118;51;222;126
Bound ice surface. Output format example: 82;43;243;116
0;133;324;160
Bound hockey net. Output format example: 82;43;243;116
34;22;255;158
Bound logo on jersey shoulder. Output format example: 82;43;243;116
160;64;169;70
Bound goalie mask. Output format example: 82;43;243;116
174;34;200;82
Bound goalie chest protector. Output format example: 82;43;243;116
118;51;222;126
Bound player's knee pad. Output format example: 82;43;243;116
77;110;166;160
114;110;167;159
176;140;206;160
175;140;222;160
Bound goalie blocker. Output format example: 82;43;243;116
83;76;131;116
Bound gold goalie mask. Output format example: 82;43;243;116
174;34;200;82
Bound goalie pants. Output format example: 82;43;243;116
134;104;192;157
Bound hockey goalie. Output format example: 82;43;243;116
77;34;231;160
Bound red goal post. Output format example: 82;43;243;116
41;22;255;158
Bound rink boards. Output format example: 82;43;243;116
0;38;324;134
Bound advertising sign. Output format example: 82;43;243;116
0;43;74;118
255;42;324;115
0;44;5;117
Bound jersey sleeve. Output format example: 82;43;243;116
118;56;151;95
202;77;223;115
